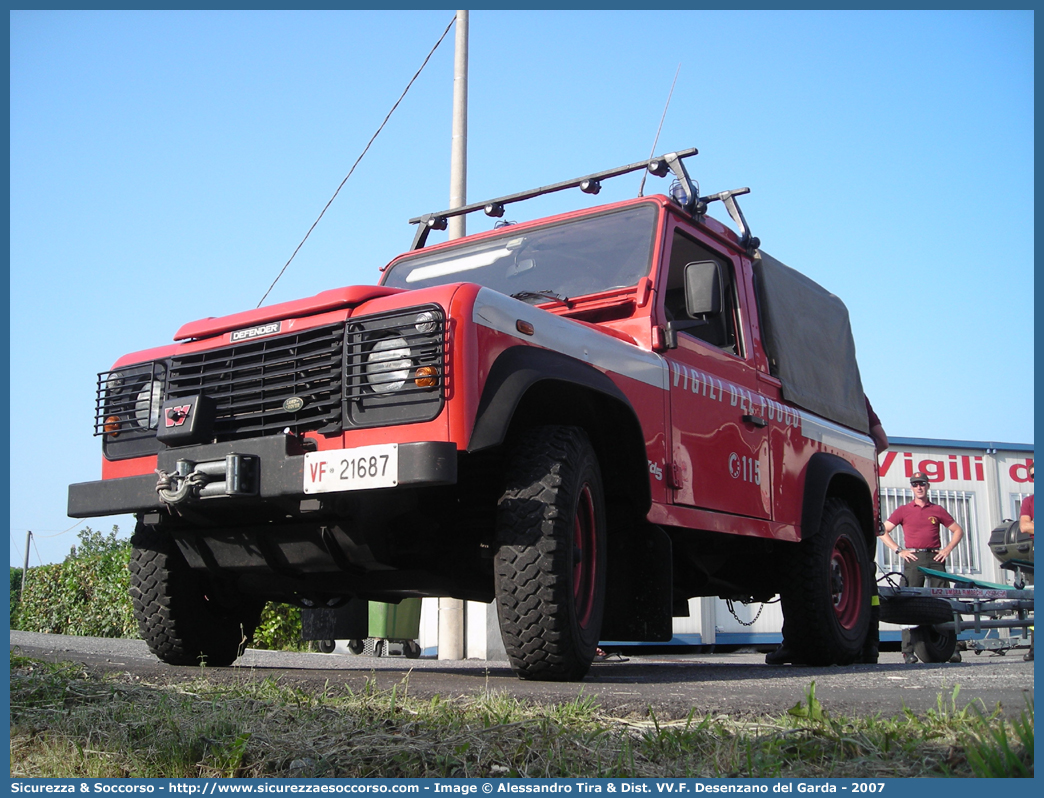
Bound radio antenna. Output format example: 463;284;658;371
638;63;681;197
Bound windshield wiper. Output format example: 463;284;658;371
510;290;572;308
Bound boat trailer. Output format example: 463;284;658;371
877;566;1034;662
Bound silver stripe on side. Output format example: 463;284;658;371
800;412;876;461
472;288;670;390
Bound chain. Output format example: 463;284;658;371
725;598;765;627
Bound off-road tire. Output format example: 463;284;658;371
494;425;607;681
783;499;872;665
879;596;954;626
910;624;958;663
129;523;262;667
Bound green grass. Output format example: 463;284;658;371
8;654;1033;779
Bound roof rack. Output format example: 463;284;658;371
408;147;700;250
697;188;760;252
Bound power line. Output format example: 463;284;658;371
21;520;86;539
257;14;457;308
30;534;45;569
10;532;40;569
10;522;87;570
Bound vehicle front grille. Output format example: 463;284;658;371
166;324;344;441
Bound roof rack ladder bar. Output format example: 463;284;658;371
408;147;698;249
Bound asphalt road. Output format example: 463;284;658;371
10;630;1034;720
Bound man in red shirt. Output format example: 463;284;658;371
1018;463;1033;661
1019;463;1034;537
880;471;964;663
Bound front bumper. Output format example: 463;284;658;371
67;435;458;518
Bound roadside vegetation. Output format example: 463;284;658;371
11;527;302;650
9;653;1033;779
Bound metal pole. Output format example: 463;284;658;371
447;9;468;240
20;530;31;601
439;9;469;661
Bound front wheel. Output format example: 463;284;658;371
783;499;872;665
494;426;607;681
129;523;263;667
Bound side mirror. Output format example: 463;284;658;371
684;260;722;317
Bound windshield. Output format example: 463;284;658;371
383;204;659;303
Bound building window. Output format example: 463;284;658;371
878;488;980;575
1010;492;1032;521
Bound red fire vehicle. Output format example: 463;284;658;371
68;149;880;680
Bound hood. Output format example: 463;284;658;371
172;285;405;342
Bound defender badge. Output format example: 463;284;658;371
231;321;282;342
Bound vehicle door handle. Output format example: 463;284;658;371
742;414;767;428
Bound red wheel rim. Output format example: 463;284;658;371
830;535;863;629
573;483;598;629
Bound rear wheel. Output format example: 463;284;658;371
911;625;958;663
347;639;365;655
129;523;263;667
783;499;872;665
317;639;336;654
494;426;607;681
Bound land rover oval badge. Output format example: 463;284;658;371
283;396;305;413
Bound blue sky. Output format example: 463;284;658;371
9;9;1034;566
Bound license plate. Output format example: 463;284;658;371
303;444;398;494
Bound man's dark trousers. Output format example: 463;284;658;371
901;550;947;656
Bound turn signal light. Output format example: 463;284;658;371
414;366;439;388
104;415;122;436
651;325;668;352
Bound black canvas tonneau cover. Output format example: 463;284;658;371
752;251;869;434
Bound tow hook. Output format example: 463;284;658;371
155;454;259;509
